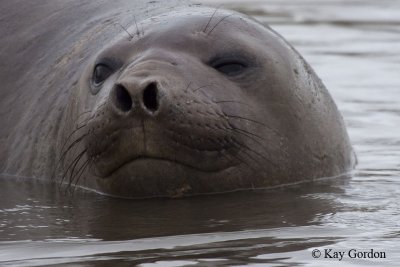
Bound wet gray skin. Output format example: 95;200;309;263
0;1;355;198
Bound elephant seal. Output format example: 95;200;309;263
0;1;355;198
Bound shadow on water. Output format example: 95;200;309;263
0;174;349;241
0;174;352;266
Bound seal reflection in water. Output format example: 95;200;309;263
0;1;355;198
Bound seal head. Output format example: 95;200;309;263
61;8;355;198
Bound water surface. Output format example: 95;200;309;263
1;0;399;266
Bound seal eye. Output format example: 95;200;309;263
214;62;246;76
93;64;113;86
210;56;248;76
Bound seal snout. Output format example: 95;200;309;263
111;81;160;115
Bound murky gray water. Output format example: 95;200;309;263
1;0;399;266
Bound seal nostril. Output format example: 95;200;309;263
143;82;159;112
113;84;132;112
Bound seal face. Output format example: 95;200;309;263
55;7;355;198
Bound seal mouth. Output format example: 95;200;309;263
103;154;232;178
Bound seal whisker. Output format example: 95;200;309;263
231;138;277;168
224;114;267;127
59;123;89;157
75;105;104;125
70;158;91;191
133;16;141;37
57;132;89;171
184;81;192;93
193;84;213;93
59;149;87;187
229;125;266;143
213;100;253;108
67;150;87;182
209;125;276;170
203;5;222;33
217;139;269;183
64;109;97;140
59;108;99;157
225;151;253;173
207;14;232;36
223;147;257;171
75;110;91;122
198;121;275;172
86;157;100;178
227;125;277;161
233;146;268;177
66;155;88;191
223;113;283;137
115;22;134;40
199;135;257;176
